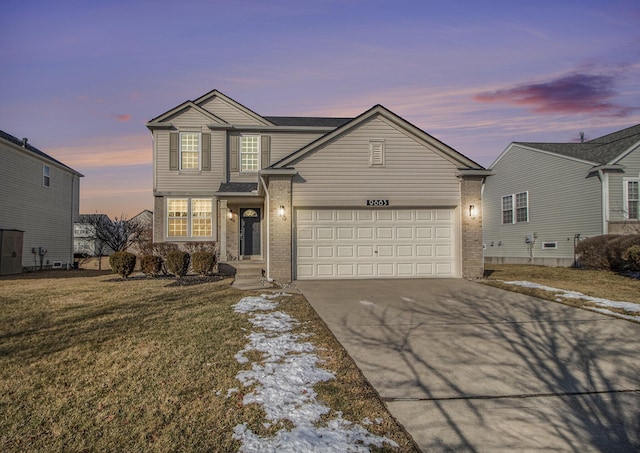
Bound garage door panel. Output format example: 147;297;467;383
296;208;456;279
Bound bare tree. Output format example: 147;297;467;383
86;214;147;253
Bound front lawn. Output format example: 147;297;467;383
0;271;416;452
483;264;640;320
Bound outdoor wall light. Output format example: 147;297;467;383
278;206;285;217
228;209;234;220
469;205;478;219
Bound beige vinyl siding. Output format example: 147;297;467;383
0;142;79;268
154;129;225;194
291;116;460;207
199;97;267;125
484;145;602;264
165;106;218;128
608;147;640;221
269;132;326;163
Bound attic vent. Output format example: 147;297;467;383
22;137;28;147
369;139;385;167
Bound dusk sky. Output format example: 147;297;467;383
2;0;639;218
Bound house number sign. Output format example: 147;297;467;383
366;199;389;206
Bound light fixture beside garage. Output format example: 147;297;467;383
469;205;478;219
278;206;285;217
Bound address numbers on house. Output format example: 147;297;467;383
366;199;389;206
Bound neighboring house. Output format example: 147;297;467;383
128;209;153;255
74;214;114;257
0;130;83;273
147;90;490;282
483;124;640;266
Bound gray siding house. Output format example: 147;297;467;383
484;124;640;266
0;130;83;273
147;90;490;282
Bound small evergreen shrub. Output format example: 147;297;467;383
109;251;137;279
623;245;640;271
166;251;190;277
141;255;163;277
191;251;216;276
153;242;179;274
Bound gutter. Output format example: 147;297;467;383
258;175;272;281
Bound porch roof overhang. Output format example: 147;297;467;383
215;182;264;202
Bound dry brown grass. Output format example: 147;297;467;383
483;264;640;318
0;270;417;452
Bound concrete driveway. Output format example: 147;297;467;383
295;279;640;452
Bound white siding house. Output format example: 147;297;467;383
484;124;640;266
0;130;83;273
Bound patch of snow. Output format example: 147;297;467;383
231;294;398;452
503;281;640;320
585;307;640;322
227;388;239;398
359;300;375;306
401;297;415;302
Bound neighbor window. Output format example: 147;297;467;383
625;179;639;220
43;165;50;187
240;135;260;172
167;198;212;238
502;192;528;224
180;132;200;170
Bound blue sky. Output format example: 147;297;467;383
1;0;639;217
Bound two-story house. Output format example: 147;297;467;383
0;130;83;274
483;123;640;266
147;90;490;283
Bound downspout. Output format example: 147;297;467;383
597;169;608;234
259;174;271;281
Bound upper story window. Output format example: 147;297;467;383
502;191;528;224
180;132;200;170
43;165;50;187
625;179;639;220
240;135;260;172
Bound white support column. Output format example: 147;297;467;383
218;199;228;262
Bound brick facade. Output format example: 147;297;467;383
266;175;293;283
460;176;485;279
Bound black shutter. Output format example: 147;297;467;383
169;133;179;171
201;133;211;171
261;135;271;168
229;135;239;172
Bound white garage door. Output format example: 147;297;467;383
296;208;456;279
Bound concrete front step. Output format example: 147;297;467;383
227;260;271;290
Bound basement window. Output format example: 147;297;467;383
542;242;558;250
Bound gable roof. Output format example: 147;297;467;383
0;129;83;176
271;104;484;170
193;89;274;126
510;123;640;166
146;100;228;126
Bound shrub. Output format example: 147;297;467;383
182;241;216;254
109;251;137;279
623;245;640;271
140;255;163;277
166;251;190;277
191;251;217;276
153;242;179;274
607;235;640;271
575;235;616;269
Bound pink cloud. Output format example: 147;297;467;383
115;114;131;122
474;73;637;117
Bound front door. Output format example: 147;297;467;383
240;208;261;256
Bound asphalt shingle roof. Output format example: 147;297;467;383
264;116;353;128
217;182;259;193
515;123;640;165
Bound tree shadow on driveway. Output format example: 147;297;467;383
321;282;640;452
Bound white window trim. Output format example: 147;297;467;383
369;139;385;167
166;198;213;238
43;165;50;187
502;191;529;224
240;134;261;173
179;132;201;171
623;177;639;220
